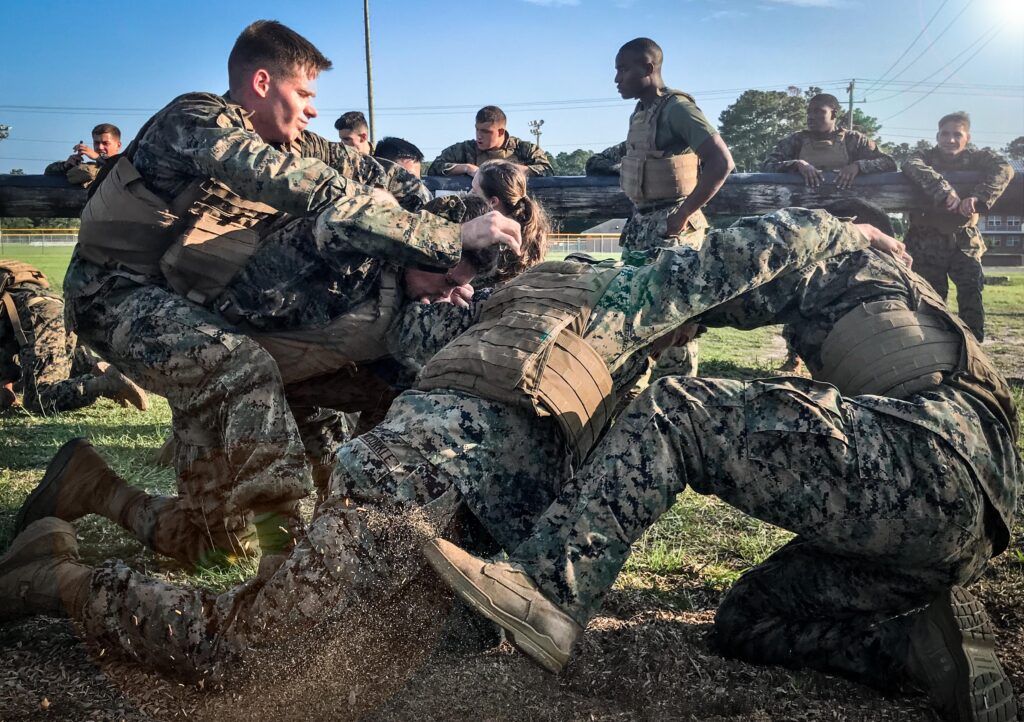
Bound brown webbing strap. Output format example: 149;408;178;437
1;292;28;347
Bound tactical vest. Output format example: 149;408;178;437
0;260;49;290
620;89;703;215
416;260;623;463
817;266;1017;440
76;93;278;303
249;268;402;385
0;261;50;347
798;134;850;171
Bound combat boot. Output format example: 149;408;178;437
90;362;149;411
423;538;583;674
14;438;147;535
0;518;91;622
905;585;1017;722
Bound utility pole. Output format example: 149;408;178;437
846;79;855;131
528;119;544;149
363;0;376;145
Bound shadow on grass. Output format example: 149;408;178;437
697;358;790;382
1;425;167;470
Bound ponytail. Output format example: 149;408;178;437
476;160;550;282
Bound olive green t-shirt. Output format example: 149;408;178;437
632;92;718;157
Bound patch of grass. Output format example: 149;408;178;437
0;245;75;293
2;246;1023;602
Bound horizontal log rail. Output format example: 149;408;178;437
1;170;1020;220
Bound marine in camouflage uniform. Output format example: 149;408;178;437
586;38;734;379
0;209;869;682
428;220;1021;720
902;143;1013;341
585;92;720;263
0;261;144;414
52;91;465;566
761;127;896;175
426;136;552;178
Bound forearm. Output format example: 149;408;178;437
970;154;1014;209
901;156;954;204
760;137;801;173
315;198;463;270
677;153;731;219
191;127;354;215
591;209;869;366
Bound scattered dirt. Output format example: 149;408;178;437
4;550;1023;721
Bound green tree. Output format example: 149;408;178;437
718;90;806;172
1004;136;1024;161
547;149;594;176
842;108;883;139
883;139;932;166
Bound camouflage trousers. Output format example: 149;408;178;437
77;390;566;680
1;289;103;413
511;376;998;686
620;201;707;379
64;255;312;565
904;226;986;341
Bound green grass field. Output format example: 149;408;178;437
1;245;1022;597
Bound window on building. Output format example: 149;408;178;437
1006;237;1019;247
988;216;1002;228
991;238;1003;247
1007;216;1021;228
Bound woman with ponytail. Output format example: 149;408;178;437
471;159;550;283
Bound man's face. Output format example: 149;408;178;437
936;122;970;159
475;122;505;152
251;66;319;145
396;157;421;177
339;128;371;154
614;51;651;99
91;132;121;159
806;102;837;133
404;268;459;302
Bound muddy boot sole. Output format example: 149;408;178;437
908;586;1017;722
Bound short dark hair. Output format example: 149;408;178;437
373;136;423;163
228;20;332;94
823;199;894;237
334;110;368;133
938;111;970;131
617;38;663;69
475;106;507;126
809;93;842;117
91;123;120;140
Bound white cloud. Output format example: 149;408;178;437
521;0;581;6
706;8;749;19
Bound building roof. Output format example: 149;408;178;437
581;218;626;235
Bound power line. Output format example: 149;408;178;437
863;0;951;95
882;25;1004;121
865;24;1000;103
865;0;974;94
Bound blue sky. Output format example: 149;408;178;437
1;0;1021;173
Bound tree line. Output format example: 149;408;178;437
542;87;1024;176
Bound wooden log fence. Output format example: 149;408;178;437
1;170;1020;220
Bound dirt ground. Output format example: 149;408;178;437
2;544;1023;722
3;347;1024;720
